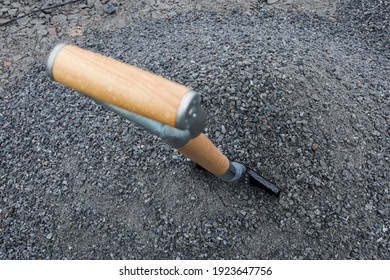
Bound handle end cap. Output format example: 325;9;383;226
46;43;67;80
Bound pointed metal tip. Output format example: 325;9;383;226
246;169;281;196
194;163;281;197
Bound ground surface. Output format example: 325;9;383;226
0;0;389;259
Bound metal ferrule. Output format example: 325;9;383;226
217;161;246;182
175;90;206;138
92;98;193;148
46;43;66;80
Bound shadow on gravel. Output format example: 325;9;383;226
1;7;389;259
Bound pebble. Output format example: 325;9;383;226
8;9;18;17
311;143;319;151
94;0;104;12
30;19;45;25
87;0;97;8
104;3;116;15
48;27;57;36
51;14;68;26
3;61;11;68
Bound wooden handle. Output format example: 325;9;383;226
49;44;190;127
177;133;229;176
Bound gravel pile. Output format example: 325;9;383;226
1;4;389;259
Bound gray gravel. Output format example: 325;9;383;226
1;3;389;259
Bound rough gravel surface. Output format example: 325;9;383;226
1;1;389;259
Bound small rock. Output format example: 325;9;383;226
267;0;279;4
384;194;390;202
312;93;321;101
13;55;23;61
0;72;9;79
3;61;11;68
94;0;104;12
151;11;161;19
37;27;48;36
48;27;57;36
104;3;116;15
0;19;9;25
30;19;45;25
51;14;67;25
356;80;364;88
87;0;97;8
66;26;83;36
311;143;319;151
365;204;374;211
8;9;18;17
11;2;21;9
46;233;53;240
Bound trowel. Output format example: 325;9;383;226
46;44;280;196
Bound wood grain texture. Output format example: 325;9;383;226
51;45;189;127
177;133;229;176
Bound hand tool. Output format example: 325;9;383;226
46;44;280;196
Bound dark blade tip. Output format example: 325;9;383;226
247;169;281;197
